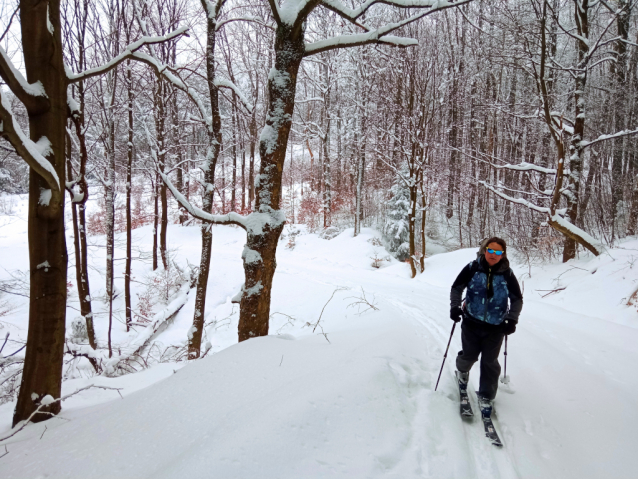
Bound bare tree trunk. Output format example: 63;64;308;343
10;0;68;426
562;0;590;262
155;79;169;269
68;127;96;351
231;93;238;212
420;171;427;272
241;149;246;211
249;80;258;210
627;174;638;235
187;0;224;359
125;60;134;332
104;66;117;359
611;0;631;241
409;182;418;278
322;129;331;228
322;60;331;228
354;138;364;236
152;175;159;271
237;23;304;342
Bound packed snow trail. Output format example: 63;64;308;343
1;225;637;478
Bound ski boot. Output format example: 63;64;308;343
476;393;494;418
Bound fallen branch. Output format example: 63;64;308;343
536;287;566;298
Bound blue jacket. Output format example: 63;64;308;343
450;256;523;330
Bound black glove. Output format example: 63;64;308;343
450;306;463;323
502;320;517;335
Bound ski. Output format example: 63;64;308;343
455;371;473;417
481;414;503;447
477;396;503;447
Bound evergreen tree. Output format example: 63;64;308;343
384;170;411;261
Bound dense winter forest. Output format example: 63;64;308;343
1;0;637;444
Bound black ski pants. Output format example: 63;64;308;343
455;322;504;400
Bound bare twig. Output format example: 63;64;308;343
271;312;297;333
310;287;349;333
345;287;379;315
0;385;123;444
536;287;567;298
0;333;8;355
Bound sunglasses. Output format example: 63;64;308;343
486;249;504;256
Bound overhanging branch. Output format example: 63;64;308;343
160;171;247;229
67;27;189;83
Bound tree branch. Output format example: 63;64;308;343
0;47;49;114
0;92;61;205
304;1;472;56
579;127;638;149
480;181;604;256
160;171;247;229
67;27;189;83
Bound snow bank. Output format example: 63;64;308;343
2;197;638;478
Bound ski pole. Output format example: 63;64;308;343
504;336;507;377
500;336;509;384
435;322;456;391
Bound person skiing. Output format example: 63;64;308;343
450;237;523;411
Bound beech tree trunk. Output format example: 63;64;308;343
12;0;68;427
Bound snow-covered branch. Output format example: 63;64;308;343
489;161;557;175
215;16;275;32
480;181;549;214
214;79;253;113
319;0;468;22
67;27;189;83
160;171;247;229
129;52;212;126
0;46;48;113
579;128;638;149
304;0;472;55
305;32;417;56
0;92;61;206
480;181;604;256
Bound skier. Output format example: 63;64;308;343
450;237;523;412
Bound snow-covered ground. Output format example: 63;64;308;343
1;193;638;478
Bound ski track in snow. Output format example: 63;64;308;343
1;205;638;477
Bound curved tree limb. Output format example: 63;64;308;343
0;46;49;113
0;92;61;209
67;27;190;83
